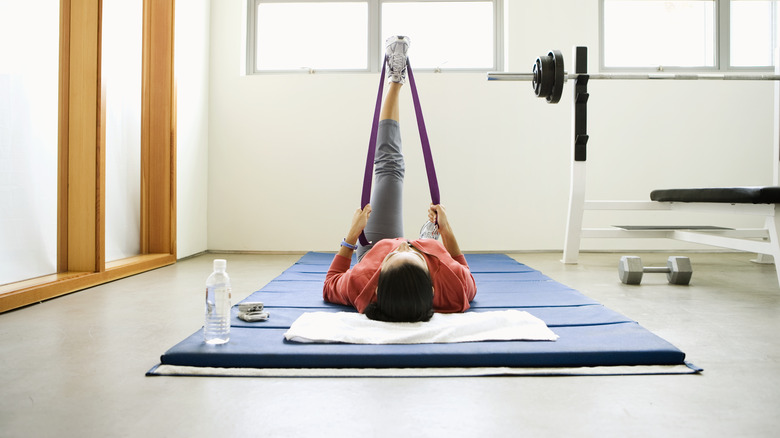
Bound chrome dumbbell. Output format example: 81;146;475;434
618;256;692;285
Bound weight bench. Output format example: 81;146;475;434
563;187;780;286
651;187;780;278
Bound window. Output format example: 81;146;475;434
381;1;495;69
601;0;777;70
0;0;60;284
246;0;502;73
602;1;716;69
255;2;368;70
103;0;143;262
729;0;775;67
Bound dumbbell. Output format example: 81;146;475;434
618;256;693;285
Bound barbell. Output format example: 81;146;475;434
487;50;780;104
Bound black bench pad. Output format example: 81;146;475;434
650;186;780;204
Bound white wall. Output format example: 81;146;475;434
204;0;774;253
175;0;211;258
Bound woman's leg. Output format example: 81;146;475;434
357;82;405;261
380;80;401;122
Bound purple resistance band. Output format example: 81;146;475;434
359;58;440;246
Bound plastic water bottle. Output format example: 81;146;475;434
419;220;440;240
204;259;231;344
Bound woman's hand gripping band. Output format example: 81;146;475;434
427;204;462;258
339;205;372;257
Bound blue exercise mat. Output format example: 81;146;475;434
151;253;699;374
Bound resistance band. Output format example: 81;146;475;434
359;58;440;246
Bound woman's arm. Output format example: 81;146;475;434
428;204;462;258
323;204;372;306
337;205;372;259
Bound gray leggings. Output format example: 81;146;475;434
357;119;405;261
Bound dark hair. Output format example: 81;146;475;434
364;261;434;322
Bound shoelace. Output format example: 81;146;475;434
386;42;408;73
387;54;406;76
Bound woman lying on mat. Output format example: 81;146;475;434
323;36;477;323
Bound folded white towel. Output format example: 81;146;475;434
284;310;559;344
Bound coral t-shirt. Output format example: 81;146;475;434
323;238;477;313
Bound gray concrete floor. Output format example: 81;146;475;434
1;252;779;438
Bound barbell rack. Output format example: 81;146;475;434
487;46;780;285
487;72;780;82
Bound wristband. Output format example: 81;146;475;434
341;239;358;250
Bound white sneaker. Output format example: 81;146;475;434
385;35;410;84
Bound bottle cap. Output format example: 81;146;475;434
213;259;227;270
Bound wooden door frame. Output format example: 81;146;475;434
0;0;177;312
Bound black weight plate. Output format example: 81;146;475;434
548;50;565;103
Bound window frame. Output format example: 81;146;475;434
599;0;777;72
245;0;504;74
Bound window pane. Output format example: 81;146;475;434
103;0;142;262
382;1;494;69
603;1;715;68
256;2;368;70
0;1;59;284
730;0;774;67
